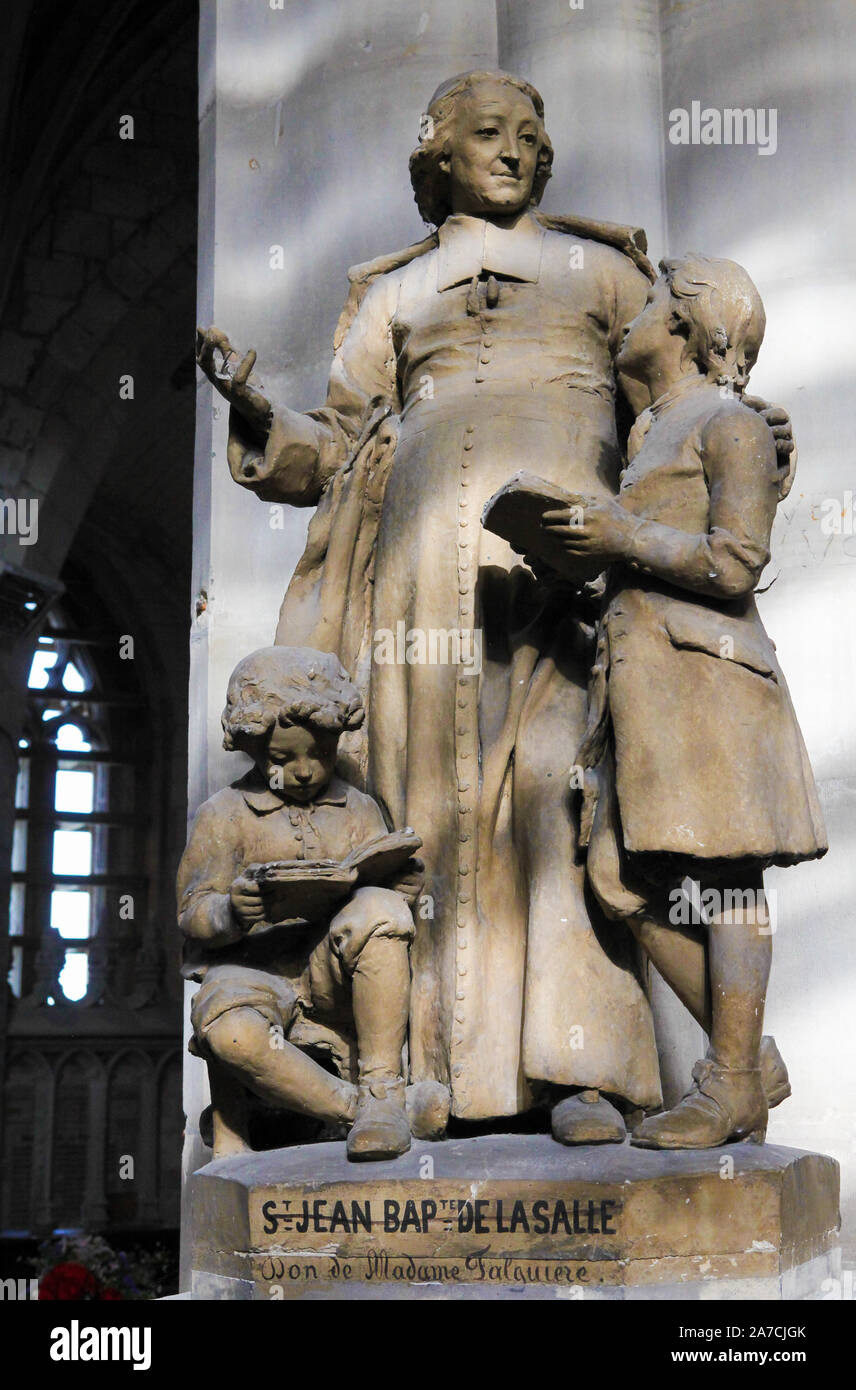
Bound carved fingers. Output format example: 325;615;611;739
232;347;256;386
230;874;267;931
542;495;633;561
391;856;426;905
742;394;798;498
196;327;272;431
231;354;272;432
742;394;796;458
196;325;236;384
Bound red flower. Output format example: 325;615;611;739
38;1261;99;1300
99;1287;123;1300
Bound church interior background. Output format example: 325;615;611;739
0;0;197;1287
1;0;854;1299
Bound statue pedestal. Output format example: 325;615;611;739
189;1134;839;1300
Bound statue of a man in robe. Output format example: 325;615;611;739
196;70;793;1144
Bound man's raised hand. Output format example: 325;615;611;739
196;325;273;434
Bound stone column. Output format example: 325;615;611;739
496;0;667;248
0;642;38;1120
185;0;501;1289
30;1056;53;1232
82;1056;109;1229
136;1060;160;1225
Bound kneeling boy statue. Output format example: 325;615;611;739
178;646;421;1162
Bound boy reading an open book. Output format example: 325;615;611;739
178;646;420;1161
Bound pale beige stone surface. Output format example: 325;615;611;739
190;1135;840;1300
188;1;856;1280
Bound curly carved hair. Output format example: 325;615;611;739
221;646;364;755
409;70;554;227
661;254;766;392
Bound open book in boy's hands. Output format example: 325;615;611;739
481;471;606;583
340;828;423;884
244;829;422;935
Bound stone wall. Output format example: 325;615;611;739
658;0;856;1233
192;0;856;1269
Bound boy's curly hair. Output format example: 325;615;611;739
409;69;553;227
221;647;364;754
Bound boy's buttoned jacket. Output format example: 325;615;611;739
587;383;827;867
178;771;389;978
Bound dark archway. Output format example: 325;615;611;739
0;1;196;1246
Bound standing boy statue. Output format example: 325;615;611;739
541;255;826;1146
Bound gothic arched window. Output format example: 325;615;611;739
9;598;147;1006
2;559;184;1237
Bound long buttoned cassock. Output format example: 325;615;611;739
230;211;664;1119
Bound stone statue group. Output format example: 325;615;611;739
185;70;826;1162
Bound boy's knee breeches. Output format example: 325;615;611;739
308;887;414;1013
190;887;414;1050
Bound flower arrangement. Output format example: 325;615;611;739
31;1233;177;1301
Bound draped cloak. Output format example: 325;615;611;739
227;210;664;1118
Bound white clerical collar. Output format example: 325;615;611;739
436;212;545;290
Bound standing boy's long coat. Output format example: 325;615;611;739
584;381;827;873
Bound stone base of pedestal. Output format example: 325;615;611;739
189;1134;840;1300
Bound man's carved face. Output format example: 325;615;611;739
442;80;540;219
